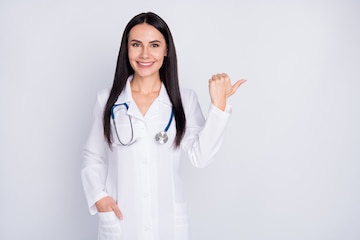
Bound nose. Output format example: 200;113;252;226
140;46;149;58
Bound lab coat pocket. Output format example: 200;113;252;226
97;211;123;240
174;203;189;240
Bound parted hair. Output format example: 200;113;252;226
103;12;186;147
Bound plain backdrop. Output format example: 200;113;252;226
1;0;359;239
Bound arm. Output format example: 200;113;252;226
181;73;246;168
81;92;109;214
80;91;122;219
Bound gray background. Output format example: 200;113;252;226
1;0;359;239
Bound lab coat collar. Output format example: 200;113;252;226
157;82;172;106
114;75;172;118
114;75;134;104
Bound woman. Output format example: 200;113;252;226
81;12;246;240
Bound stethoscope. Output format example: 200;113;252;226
111;103;174;146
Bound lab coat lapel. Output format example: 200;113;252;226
157;83;172;107
114;76;172;119
144;83;172;119
114;76;143;120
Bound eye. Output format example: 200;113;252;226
131;42;141;47
151;43;159;48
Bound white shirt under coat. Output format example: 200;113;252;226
81;76;232;240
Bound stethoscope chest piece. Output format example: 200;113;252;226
112;102;174;146
155;131;168;144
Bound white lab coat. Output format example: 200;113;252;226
81;76;232;240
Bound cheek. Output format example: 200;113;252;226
156;56;165;63
127;51;138;70
154;51;166;61
128;49;137;61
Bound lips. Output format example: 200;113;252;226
137;61;154;67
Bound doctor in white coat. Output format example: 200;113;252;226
81;12;246;240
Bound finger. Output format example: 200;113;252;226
230;79;247;95
211;73;228;81
211;74;219;81
221;73;229;79
112;205;123;220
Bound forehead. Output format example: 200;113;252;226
128;23;165;41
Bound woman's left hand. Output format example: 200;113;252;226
208;73;246;111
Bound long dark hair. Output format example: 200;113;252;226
103;12;186;147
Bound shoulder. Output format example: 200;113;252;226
96;88;111;107
180;87;199;109
180;88;198;101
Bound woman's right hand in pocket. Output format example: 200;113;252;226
95;196;123;220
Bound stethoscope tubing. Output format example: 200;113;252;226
111;102;173;145
111;103;135;146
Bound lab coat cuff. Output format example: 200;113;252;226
209;104;232;116
88;191;108;215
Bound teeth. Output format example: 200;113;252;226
139;62;152;66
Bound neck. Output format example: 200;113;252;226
131;74;162;95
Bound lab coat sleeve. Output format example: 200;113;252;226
181;89;232;168
81;90;109;215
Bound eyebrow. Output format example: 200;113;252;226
129;39;162;44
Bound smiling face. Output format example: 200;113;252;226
128;23;167;80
